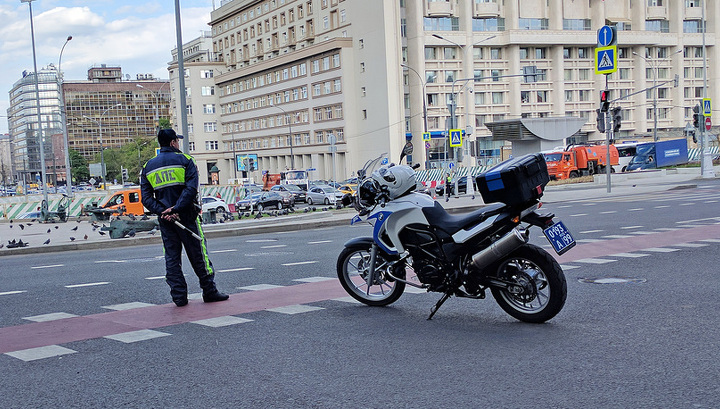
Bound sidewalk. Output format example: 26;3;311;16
0;168;716;257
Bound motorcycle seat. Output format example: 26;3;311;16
423;201;506;235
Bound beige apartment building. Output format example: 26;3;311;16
204;0;717;175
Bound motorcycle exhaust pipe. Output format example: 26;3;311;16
471;228;529;270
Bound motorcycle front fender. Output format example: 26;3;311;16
343;237;374;248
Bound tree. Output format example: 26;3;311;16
158;118;172;129
69;149;89;182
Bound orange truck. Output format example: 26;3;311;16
84;188;148;220
544;145;619;180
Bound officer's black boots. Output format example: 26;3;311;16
203;290;230;303
174;297;189;307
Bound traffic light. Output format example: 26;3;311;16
600;90;610;113
692;104;701;129
248;158;256;171
595;109;606;133
611;106;622;132
121;167;128;180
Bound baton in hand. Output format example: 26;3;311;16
173;220;203;241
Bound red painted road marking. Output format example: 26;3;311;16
1;224;719;355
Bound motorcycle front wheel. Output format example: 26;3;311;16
489;244;567;323
336;244;405;306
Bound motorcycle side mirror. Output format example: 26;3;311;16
341;193;353;207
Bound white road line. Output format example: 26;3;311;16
403;286;428;294
218;267;255;273
642;247;680;253
104;329;171;343
282;260;318;266
569;213;588;217
574;258;617;264
580;230;604;234
559;265;580;270
246;239;277;243
628;208;644;211
629;231;655;235
261;244;287;249
700;239;720;243
266;304;325;315
237;284;285;291
610;253;650;258
211;249;237;253
654;228;680;231
293;277;335;283
556;205;573;208
600;211;617;214
582;203;597;206
602;235;634;239
65;282;111;288
679;203;695;206
191;316;253;327
102;302;156;311
95;260;126;264
30;264;64;269
5;345;77;362
308;240;333;244
23;312;79;322
145;276;166;280
0;290;26;296
654;205;671;209
620;226;644;230
673;243;709;248
705;200;718;203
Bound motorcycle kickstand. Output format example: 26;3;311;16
427;292;451;320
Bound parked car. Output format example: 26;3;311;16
201;196;228;214
435;175;478;196
306;185;345;205
235;191;285;212
270;184;304;204
338;184;358;196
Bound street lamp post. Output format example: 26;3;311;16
83;104;121;190
136;82;169;131
633;49;682;142
270;104;295;169
401;63;434;170
58;35;73;196
21;0;49;208
231;133;237;181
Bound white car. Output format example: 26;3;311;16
305;185;344;205
201;196;228;214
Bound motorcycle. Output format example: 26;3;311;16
337;153;575;323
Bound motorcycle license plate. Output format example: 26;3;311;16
543;221;576;255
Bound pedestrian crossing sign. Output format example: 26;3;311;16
595;46;617;75
422;132;431;141
703;98;712;117
449;129;462;147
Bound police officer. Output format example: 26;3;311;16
140;129;229;307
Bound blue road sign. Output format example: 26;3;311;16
595;46;617;75
597;25;614;47
448;162;455;170
381;158;389;165
449;129;462;147
703;98;712;117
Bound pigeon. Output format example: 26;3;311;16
92;226;97;231
98;231;106;236
26;223;33;227
254;212;263;219
9;224;12;228
54;226;59;229
84;234;89;240
70;237;76;242
71;226;78;231
43;239;50;245
128;214;136;221
141;215;149;220
47;228;52;234
0;243;3;249
127;229;136;238
19;224;24;230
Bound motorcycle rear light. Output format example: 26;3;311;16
512;216;520;224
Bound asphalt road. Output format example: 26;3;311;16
1;181;719;408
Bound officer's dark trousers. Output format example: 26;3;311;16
159;217;217;302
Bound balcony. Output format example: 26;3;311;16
646;6;667;20
684;7;702;20
474;1;500;18
426;1;454;17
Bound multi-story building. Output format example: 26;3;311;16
209;0;404;181
168;32;226;184
206;0;717;173
0;133;12;187
6;66;62;184
63;65;170;165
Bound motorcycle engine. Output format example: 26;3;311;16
400;226;450;291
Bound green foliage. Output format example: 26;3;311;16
158;118;172;129
69;149;89;182
93;137;158;184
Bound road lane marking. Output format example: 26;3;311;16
237;284;285;291
629;231;655;235
679;203;695;206
246;239;278;243
282;260;318;266
654;205;670;209
95;260;126;264
308;240;333;244
261;244;287;249
145;276;166;280
293;277;335;283
102;302;156;311
23;312;79;322
654;228;680;231
31;264;64;269
218;267;255;273
266;304;325;315
610;253;650;258
574;258;617;264
4;345;76;362
673;243;709;248
580;230;603;234
569;213;588;217
620;226;644;230
191;316;253;327
65;282;110;288
700;239;720;243
642;247;680;253
600;211;617;214
0;291;26;296
628;208;644;211
559;265;580;270
104;329;170;343
211;249;237;253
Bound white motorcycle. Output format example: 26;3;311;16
337;154;575;322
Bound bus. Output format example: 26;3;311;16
614;142;639;172
281;170;309;190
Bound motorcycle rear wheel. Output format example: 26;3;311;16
489;244;567;323
336;244;405;306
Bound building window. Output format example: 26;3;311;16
201;86;215;96
683;20;704;33
646;20;670;33
204;122;217;132
563;19;591;31
423;17;460;31
565;90;573;102
203;104;215;114
535;48;546;59
425;47;437;60
205;141;218;150
491;92;503;104
518;18;548;30
472;17;505;32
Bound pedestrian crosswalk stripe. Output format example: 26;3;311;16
266;304;324;315
23;312;79;322
574;258;617;264
191;316;253;327
5;345;77;362
642;247;680;253
610;253;650;258
237;284;285;291
104;329;171;343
